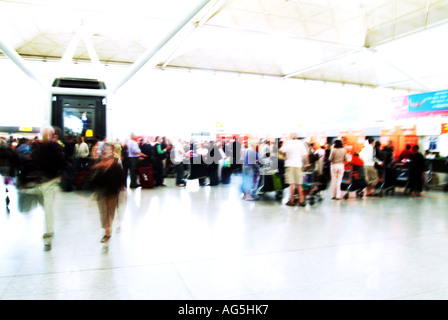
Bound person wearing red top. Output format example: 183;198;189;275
351;152;364;180
399;145;413;162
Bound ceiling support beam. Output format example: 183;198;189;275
365;48;431;92
0;38;46;88
111;0;216;94
207;23;363;51
82;31;100;65
61;20;100;65
161;0;229;69
61;28;83;64
283;48;364;79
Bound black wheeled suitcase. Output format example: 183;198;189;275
221;166;232;184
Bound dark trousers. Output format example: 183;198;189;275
176;162;184;185
208;166;219;186
129;157;139;187
154;159;164;186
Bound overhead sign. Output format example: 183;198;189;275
393;90;448;119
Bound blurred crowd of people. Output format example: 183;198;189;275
1;127;446;251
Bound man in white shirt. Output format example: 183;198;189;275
280;133;310;207
360;138;379;196
75;136;90;169
171;138;186;187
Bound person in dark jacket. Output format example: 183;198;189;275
207;141;221;186
408;145;425;197
139;139;154;167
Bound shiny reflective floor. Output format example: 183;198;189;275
1;175;448;300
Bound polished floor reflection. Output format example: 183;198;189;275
1;175;448;300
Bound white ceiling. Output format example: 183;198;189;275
1;0;448;92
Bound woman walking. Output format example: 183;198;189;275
91;143;125;243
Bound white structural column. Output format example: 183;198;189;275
111;0;217;94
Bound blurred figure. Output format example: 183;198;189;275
374;141;384;179
25;126;65;251
382;141;394;167
360;138;379;196
139;139;154;167
399;145;413;163
241;140;260;201
172;138;186;187
329;140;347;200
60;135;76;192
127;134;147;188
164;138;174;178
196;142;209;186
75;136;90;169
0;139;18;212
91;139;100;161
280;133;309;206
207;140;222;186
91;143;125;243
408;145;425;197
154;136;167;187
113;140;123;165
314;146;326;176
232;136;242;172
97;136;107;158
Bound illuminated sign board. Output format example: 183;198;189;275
393;89;448;119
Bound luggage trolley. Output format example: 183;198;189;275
394;163;411;195
255;159;287;201
342;164;367;200
375;161;411;196
341;169;352;192
376;165;397;196
425;158;448;192
302;170;323;205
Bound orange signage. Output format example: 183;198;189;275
442;123;448;134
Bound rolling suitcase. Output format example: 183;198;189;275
75;170;90;190
221;166;232;184
138;166;154;189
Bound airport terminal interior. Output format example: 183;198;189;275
2;0;448;300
